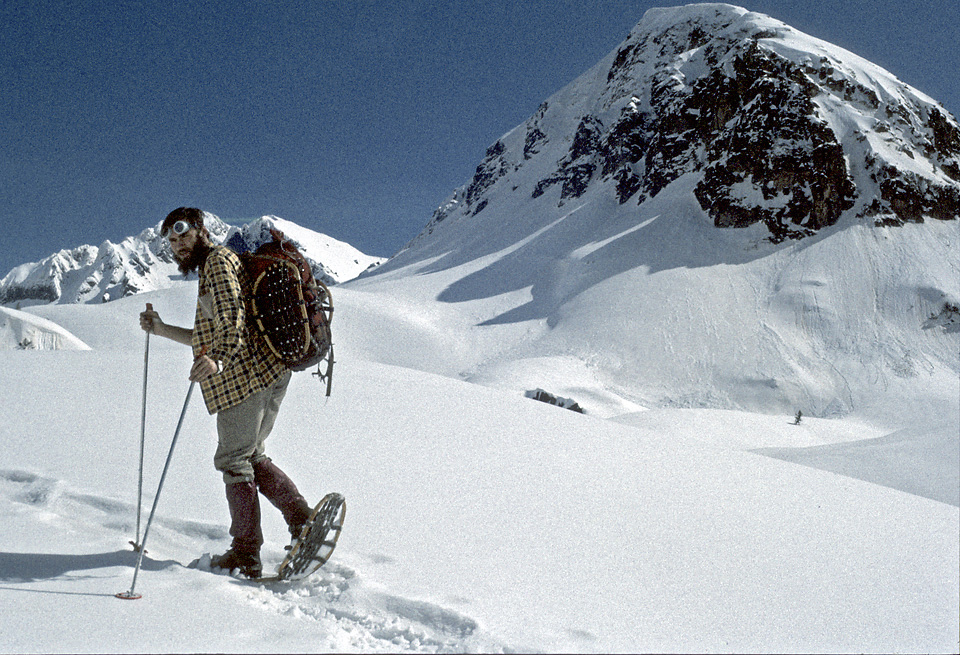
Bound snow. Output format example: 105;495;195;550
1;266;957;652
2;3;958;652
0;306;90;351
226;215;386;283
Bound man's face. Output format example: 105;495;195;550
168;226;209;275
168;227;199;262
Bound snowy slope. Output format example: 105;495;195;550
0;284;957;653
350;178;959;422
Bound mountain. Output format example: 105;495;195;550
1;6;956;650
412;3;959;246
353;3;960;419
0;214;385;307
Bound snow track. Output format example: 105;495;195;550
0;468;503;653
237;565;484;652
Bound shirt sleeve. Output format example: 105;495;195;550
203;250;246;369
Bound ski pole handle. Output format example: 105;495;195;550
141;303;156;335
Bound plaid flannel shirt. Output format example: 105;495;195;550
192;246;286;414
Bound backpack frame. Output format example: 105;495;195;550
239;230;334;395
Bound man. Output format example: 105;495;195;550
140;207;312;578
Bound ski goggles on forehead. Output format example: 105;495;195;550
163;220;194;237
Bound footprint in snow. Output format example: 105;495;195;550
0;469;63;507
231;560;499;652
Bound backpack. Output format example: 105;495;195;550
233;229;335;396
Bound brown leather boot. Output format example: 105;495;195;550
253;458;312;537
210;548;262;578
214;480;263;577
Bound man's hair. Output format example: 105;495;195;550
161;207;204;236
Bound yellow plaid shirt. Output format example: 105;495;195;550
192;246;286;414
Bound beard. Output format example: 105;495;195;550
175;240;213;276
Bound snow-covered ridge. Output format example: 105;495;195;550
222;215;385;286
0;214;386;306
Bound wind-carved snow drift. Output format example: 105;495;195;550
367;3;959;417
0;306;91;350
0;214;385;306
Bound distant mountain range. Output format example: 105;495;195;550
0;214;385;306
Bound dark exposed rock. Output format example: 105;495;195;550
532;117;604;202
525;388;585;413
464;140;509;215
0;284;59;305
928;108;960;181
599;104;649;203
690;42;857;240
868;167;960;225
524;127;547;160
923;302;960;333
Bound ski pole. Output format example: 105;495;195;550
131;303;152;552
116;356;201;600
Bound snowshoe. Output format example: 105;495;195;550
276;493;345;581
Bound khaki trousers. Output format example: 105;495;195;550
214;371;292;484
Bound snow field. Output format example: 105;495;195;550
1;286;957;652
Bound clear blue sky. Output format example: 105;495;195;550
2;0;957;276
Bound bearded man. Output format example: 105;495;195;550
139;207;312;578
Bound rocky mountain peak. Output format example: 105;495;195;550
418;3;958;246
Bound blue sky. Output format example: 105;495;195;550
2;0;957;276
